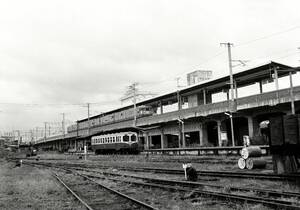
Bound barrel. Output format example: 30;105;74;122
245;158;267;170
238;158;246;169
241;146;262;159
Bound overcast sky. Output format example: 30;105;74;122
0;0;300;133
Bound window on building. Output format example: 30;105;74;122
123;134;129;142
131;135;137;142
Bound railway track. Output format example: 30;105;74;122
19;158;300;182
66;168;300;209
72;166;300;199
26;161;300;209
30;160;299;181
52;169;157;210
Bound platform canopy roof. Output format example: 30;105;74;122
79;61;298;122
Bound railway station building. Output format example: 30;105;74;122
35;61;300;153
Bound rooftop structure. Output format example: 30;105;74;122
187;70;212;86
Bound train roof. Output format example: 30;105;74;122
91;132;137;138
78;61;296;123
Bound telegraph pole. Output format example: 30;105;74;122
61;113;65;137
87;103;90;135
220;42;234;101
221;42;235;146
35;127;38;141
289;71;295;114
44;122;47;141
132;83;137;126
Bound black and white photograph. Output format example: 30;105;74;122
0;0;300;209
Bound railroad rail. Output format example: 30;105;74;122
71;167;300;200
144;145;270;156
40;165;157;210
62;163;300;181
81;172;300;210
28;161;300;209
23;159;300;181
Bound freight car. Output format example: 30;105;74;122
91;132;141;154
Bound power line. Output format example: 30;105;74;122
236;25;300;47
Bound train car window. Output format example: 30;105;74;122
131;135;137;142
113;136;115;142
123;135;129;142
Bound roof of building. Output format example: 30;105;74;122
78;61;296;122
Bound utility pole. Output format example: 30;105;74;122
221;42;235;147
44;122;47;141
36;127;39;141
132;83;137;126
30;129;34;143
61;113;65;138
87;103;90;135
175;77;181;89
220;42;234;101
122;83;139;126
289;71;295;114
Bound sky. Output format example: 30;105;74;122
0;0;300;135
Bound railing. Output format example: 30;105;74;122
138;85;300;126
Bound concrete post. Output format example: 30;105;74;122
159;101;163;114
247;116;254;138
274;68;279;100
144;133;148;149
160;132;164;149
177;91;182;110
149;136;152;149
203;89;206;105
259;81;263;94
202;123;208;146
234;81;238;99
199;123;203;146
217;120;222;146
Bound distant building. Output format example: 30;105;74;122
187;70;212;86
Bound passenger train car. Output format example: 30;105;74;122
91;132;141;154
67;106;153;133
